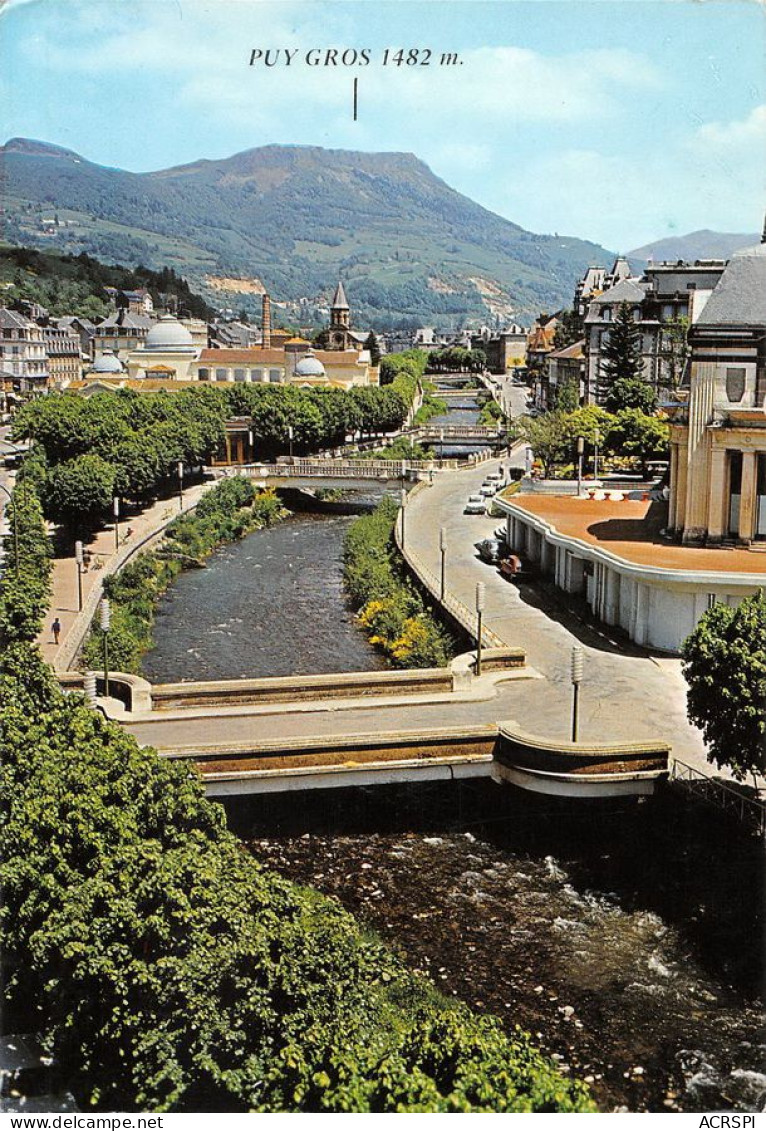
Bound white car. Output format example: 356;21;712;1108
464;494;487;514
479;482;497;497
485;471;505;485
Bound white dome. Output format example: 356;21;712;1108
144;315;194;350
92;351;123;374
294;351;326;378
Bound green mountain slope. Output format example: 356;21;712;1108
1;137;615;326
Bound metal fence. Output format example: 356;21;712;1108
670;759;766;838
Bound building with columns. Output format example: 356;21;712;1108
667;236;766;544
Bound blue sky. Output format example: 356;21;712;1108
1;0;764;250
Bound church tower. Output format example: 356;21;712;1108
328;281;353;350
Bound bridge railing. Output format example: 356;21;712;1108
229;453;495;479
670;759;766;837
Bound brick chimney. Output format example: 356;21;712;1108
261;293;271;350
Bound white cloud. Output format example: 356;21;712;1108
690;103;766;154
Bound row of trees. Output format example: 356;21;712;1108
425;347;487;374
12;367;421;530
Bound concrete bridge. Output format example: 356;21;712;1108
221;452;495;490
409;424;507;445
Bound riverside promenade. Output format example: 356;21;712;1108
37;479;216;672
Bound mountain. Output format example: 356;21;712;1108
627;229;760;266
0;137;615;328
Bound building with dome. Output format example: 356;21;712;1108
667;230;766;544
124;314;200;381
90;350;124;375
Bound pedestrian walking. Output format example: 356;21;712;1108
83;548;92;571
51;617;61;645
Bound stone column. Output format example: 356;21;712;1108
604;568;620;626
738;450;757;541
706;446;727;541
632;582;649;646
668;442;679;530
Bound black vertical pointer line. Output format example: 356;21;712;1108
353;77;358;121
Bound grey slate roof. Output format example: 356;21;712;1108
0;307;34;330
588;278;647;306
332;281;349;309
695;244;766;328
97;311;153;331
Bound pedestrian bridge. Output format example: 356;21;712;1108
220;453;492;490
158;722;670;800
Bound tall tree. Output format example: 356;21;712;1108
600;301;644;401
364;331;381;367
659;314;690;394
681;590;766;783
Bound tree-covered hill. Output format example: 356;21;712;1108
1;137;615;326
0;244;214;321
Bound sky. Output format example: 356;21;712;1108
0;0;764;251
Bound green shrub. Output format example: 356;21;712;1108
343;498;453;668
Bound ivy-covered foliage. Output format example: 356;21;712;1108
0;482;52;643
343;497;452;668
0;643;594;1113
681;590;766;781
81;478;286;673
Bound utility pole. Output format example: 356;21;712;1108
112;497;120;551
439;526;447;601
571;645;583;742
475;582;485;676
100;598;111;699
75;540;84;611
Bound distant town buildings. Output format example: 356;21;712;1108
0;307;49;397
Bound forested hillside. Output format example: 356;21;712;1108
0;244;213;321
1;138;615;326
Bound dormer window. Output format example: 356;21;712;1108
602;307;611;322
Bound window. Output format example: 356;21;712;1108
198;368;210;381
234;368;246;382
252;368;264;382
707;593;717;609
602;307;611;322
725;367;746;403
269;369;282;383
215;368;228;382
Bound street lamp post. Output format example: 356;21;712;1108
400;487;407;548
439;427;445;463
112;496;120;551
571;645;583;742
74;539;84;611
0;483;19;576
248;428;254;461
439;526;447;601
576;435;585;496
288;425;294;461
177;461;184;511
475;582;486;676
594;427;600;481
100;597;111;699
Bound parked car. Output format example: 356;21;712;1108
464;494;487;514
477;537;503;564
485;471;505;485
499;553;525;580
479;482;497;497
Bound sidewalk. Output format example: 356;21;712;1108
38;479;217;671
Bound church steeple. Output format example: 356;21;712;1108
328;280;352;349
